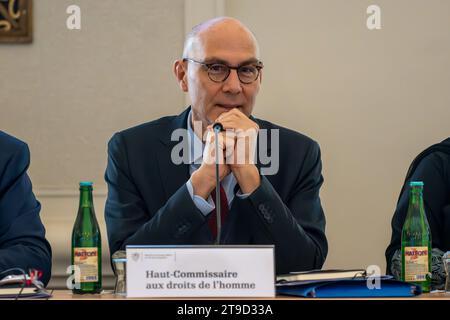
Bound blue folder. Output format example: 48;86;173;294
276;278;422;298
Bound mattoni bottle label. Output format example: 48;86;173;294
74;247;98;283
404;246;429;282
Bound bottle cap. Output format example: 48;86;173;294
79;181;93;187
410;181;424;187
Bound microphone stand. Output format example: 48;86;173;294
213;122;224;245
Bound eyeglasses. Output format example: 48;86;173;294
183;58;264;84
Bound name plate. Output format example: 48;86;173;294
126;245;275;298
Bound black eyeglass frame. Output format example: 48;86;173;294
182;58;264;84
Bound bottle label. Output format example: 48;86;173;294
74;247;98;283
404;246;429;282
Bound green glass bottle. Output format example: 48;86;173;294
71;181;102;294
401;181;432;292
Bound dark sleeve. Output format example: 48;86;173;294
386;152;449;274
0;144;52;286
104;133;207;255
245;141;327;274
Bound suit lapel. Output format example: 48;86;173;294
156;107;191;200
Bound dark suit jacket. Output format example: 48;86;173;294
0;131;52;285
386;138;450;273
105;107;327;274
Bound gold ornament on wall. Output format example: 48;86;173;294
0;0;32;43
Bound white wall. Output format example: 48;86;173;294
1;0;450;288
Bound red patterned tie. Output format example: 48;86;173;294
208;185;229;239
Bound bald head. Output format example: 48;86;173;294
182;17;260;60
174;17;262;129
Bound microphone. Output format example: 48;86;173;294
212;122;223;245
212;122;224;132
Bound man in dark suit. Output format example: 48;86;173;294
0;131;52;286
105;17;327;274
386;137;450;288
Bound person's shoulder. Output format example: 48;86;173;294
408;140;450;186
120;115;176;137
417;137;450;165
108;114;179;147
418;150;450;173
428;150;450;162
0;131;28;158
0;131;30;176
254;117;320;151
